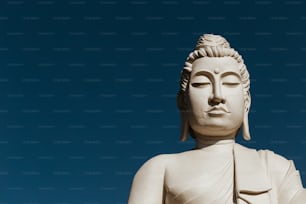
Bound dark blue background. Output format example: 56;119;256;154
0;0;306;203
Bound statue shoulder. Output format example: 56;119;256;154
132;151;193;181
138;154;173;171
257;148;294;169
257;148;304;190
235;143;296;179
138;150;195;169
257;149;305;203
234;143;293;168
128;153;179;204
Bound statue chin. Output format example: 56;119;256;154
188;118;242;139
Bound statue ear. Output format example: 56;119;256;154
244;91;251;114
177;93;187;110
177;92;189;141
242;92;251;141
180;115;189;141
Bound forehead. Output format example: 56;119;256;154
191;57;240;76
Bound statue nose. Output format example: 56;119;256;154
209;95;226;105
209;84;226;105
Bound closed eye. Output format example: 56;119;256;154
192;82;211;87
222;82;240;86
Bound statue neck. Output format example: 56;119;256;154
195;134;235;149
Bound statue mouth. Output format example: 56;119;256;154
205;106;230;115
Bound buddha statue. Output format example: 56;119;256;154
128;34;306;204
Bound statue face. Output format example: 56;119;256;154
187;56;245;138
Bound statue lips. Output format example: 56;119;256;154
205;106;230;116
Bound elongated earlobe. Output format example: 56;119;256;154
180;115;189;141
242;114;251;141
177;91;190;142
242;91;251;141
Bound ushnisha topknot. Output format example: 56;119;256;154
195;34;231;49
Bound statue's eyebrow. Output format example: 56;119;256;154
220;71;241;79
193;70;240;79
193;70;213;78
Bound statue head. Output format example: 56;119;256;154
177;34;251;141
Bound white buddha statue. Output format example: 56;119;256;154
128;34;306;204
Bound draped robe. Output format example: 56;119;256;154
163;141;304;204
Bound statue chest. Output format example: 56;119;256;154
164;154;235;204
